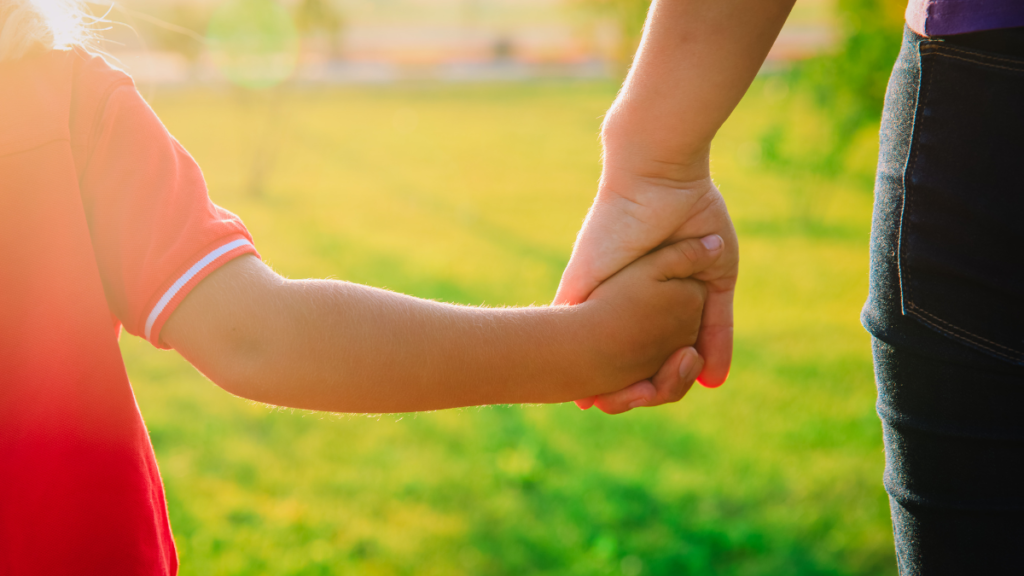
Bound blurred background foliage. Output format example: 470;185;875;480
760;0;905;180
108;0;209;61
574;0;904;180
96;0;911;574
569;0;650;68
106;0;346;59
205;0;301;89
293;0;346;56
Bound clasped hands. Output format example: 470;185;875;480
555;165;739;415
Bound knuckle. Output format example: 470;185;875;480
693;278;709;301
665;383;686;403
597;400;625;415
674;240;700;264
671;280;707;312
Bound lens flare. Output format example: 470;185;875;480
206;0;300;90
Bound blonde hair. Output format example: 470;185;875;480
0;0;91;62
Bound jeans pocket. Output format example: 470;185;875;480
899;41;1024;365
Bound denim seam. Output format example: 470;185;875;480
921;50;1024;74
899;41;931;320
922;44;1024;69
906;303;1024;362
895;38;924;321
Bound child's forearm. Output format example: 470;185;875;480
163;256;623;413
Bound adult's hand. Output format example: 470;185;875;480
554;168;739;411
551;0;793;413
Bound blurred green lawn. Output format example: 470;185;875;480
122;80;894;575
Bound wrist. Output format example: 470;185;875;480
600;144;712;189
548;303;624;399
601;107;713;184
595;164;716;212
569;300;652;396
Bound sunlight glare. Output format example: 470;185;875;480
29;0;86;50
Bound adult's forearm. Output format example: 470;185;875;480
602;0;796;181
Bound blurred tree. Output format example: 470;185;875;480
207;0;300;90
571;0;909;186
151;3;209;62
570;0;650;69
294;0;346;57
462;0;482;26
205;0;303;196
765;0;905;176
111;0;211;62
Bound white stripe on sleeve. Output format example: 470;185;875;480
144;238;253;342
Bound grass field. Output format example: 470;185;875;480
120;79;895;575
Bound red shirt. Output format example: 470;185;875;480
0;48;257;574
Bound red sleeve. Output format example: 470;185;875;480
79;82;258;349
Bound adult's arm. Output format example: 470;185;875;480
160;236;721;414
557;0;796;408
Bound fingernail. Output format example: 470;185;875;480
701;235;723;250
678;348;697;378
627;398;648;409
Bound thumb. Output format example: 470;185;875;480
643;234;724;281
554;230;603;306
555;198;656;305
554;265;595;306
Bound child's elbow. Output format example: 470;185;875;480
161;256;294;403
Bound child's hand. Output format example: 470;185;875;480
556;177;739;391
577;235;723;413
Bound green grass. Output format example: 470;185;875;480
121;79;894;575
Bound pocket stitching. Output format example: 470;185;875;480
921;43;1024;70
900;42;1024;364
907;302;1024;362
921;51;1024;74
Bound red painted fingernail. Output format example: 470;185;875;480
698;367;729;389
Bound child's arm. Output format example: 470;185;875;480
160;236;722;413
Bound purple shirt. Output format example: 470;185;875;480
906;0;1024;36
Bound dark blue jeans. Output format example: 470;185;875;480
861;26;1024;575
